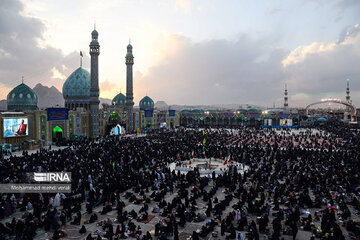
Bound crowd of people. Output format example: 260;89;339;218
0;125;359;240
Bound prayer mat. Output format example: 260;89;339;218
142;214;155;224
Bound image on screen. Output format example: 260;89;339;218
3;118;28;137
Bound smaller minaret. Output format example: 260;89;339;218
89;26;100;138
125;41;134;132
284;84;288;108
346;79;351;103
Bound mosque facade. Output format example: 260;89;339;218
0;28;180;148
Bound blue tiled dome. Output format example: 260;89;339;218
139;96;154;111
112;93;126;107
7;83;38;111
62;67;91;99
92;29;98;37
126;43;133;58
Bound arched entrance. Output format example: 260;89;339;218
52;126;63;142
305;99;356;121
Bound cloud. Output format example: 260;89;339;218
175;0;192;13
334;0;360;12
1;0;359;109
0;0;82;99
135;24;360;107
268;8;282;15
135;33;288;106
282;42;336;67
51;67;66;80
302;0;360;22
338;24;360;43
283;25;360;105
100;80;120;98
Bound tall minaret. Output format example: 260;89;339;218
89;27;100;138
346;79;351;103
284;84;288;109
125;42;134;132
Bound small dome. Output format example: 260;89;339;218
92;29;98;37
126;44;133;58
317;117;327;122
62;67;91;99
112;93;126;107
7;83;38;111
139;96;154;111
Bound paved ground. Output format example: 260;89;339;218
1;132;358;240
1;175;356;240
2;145;68;159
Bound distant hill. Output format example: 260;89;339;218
155;101;169;110
1;85;260;111
99;98;112;107
33;83;65;109
33;84;113;109
0;84;113;111
0;99;6;111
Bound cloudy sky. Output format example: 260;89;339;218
0;0;359;107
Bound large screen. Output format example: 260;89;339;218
3;117;29;137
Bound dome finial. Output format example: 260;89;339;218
80;51;83;67
94;20;96;30
91;24;98;39
22;75;24;84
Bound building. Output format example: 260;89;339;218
0;27;180;149
100;94;180;134
7;81;38;112
99;43;180;134
125;43;135;132
89;28;100;138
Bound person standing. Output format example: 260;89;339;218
291;221;298;240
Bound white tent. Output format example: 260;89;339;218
110;124;126;136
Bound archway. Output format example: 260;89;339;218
305;99;356;118
52;126;63;142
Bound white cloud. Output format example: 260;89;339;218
51;67;66;80
134;24;360;107
175;0;192;13
283;25;360;106
282;42;336;67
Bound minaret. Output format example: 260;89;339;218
346;79;351;103
284;84;288;109
125;42;134;132
89;27;100;138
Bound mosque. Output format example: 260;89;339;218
0;28;180;148
0;28;356;148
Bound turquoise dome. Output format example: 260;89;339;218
139;96;154;111
7;83;38;111
92;29;98;37
112;93;126;107
126;43;133;58
62;67;91;99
